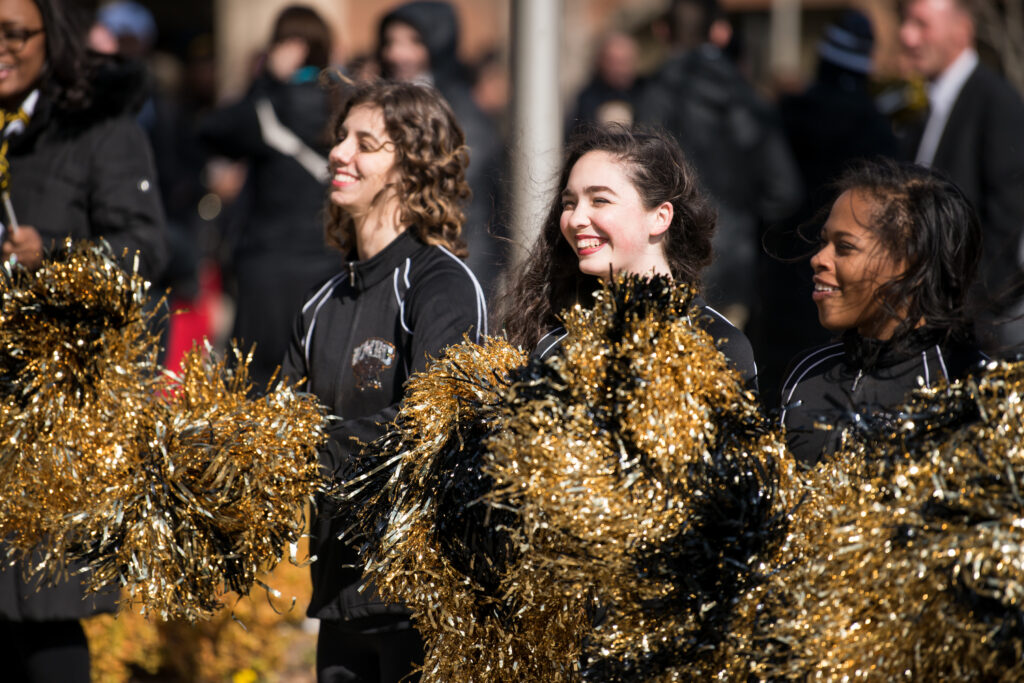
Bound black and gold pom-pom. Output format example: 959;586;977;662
758;359;1024;680
347;275;795;681
0;242;329;622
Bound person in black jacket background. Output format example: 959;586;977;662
281;80;486;683
200;5;342;389
0;0;167;680
377;1;504;301
636;0;801;330
0;0;165;279
498;125;758;388
780;159;985;466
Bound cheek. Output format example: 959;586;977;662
558;213;572;239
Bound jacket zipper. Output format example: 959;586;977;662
852;369;864;392
348;262;357;288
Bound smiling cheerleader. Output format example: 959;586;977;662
779;158;987;465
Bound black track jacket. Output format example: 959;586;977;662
282;230;486;623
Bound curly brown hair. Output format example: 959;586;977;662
498;124;716;350
324;81;471;256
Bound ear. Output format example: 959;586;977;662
648;201;673;237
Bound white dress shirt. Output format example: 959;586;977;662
915;48;979;167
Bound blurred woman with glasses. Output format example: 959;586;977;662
0;0;166;680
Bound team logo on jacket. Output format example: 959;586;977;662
352;337;396;390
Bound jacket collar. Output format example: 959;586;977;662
344;230;425;292
842;328;943;370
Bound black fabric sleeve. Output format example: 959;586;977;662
86;116;168;281
978;80;1024;308
196;79;273;160
403;259;485;375
697;307;759;392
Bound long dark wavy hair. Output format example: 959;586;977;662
832;158;981;348
499;125;716;350
33;0;94;111
324;80;470;257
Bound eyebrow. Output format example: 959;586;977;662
355;130;382;145
561;185;619;198
822;227;864;242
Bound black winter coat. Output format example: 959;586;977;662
636;45;801;310
780;331;986;466
281;230;487;624
379;1;505;298
6;90;167;281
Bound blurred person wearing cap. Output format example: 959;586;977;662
750;9;899;399
900;0;1024;354
94;0;155;59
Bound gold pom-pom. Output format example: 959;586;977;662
762;359;1024;680
67;344;329;621
343;337;583;681
0;240;159;560
0;242;330;622
486;275;795;681
349;275;797;681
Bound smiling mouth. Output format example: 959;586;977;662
814;284;839;293
577;238;606;254
332;170;358;186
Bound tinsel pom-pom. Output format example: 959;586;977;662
0;242;329;622
758;359;1024;680
485;275;796;681
66;344;329;621
0;241;159;558
347;275;797;681
340;338;589;682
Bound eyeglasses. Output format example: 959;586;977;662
0;27;44;53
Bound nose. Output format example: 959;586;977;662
899;22;918;49
810;244;831;273
565;203;590;230
329;136;355;165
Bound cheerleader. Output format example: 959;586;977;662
780;158;986;465
499;125;757;386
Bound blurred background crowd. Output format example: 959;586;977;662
30;0;1024;678
67;0;1024;400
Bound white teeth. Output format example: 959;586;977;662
815;284;839;292
578;238;603;250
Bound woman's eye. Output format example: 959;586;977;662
592;197;609;205
561;200;575;211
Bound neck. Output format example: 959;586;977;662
353;200;404;261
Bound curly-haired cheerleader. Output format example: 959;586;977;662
280;81;487;683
